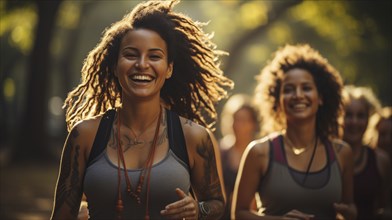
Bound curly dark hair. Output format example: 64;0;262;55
64;0;233;131
254;44;344;140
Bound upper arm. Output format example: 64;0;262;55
181;119;225;203
51;120;98;220
233;140;267;216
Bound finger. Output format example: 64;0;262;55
175;188;187;199
161;209;197;220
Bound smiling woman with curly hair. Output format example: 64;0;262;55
51;1;232;219
232;44;357;220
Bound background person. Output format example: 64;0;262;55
232;44;356;220
219;94;260;219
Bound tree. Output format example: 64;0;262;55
14;0;63;162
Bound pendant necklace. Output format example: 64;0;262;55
128;112;161;146
116;106;162;220
285;135;314;155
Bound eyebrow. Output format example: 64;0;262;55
122;47;165;54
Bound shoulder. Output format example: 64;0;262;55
242;135;271;163
331;138;352;157
67;115;103;158
180;116;210;143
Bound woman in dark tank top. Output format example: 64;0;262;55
342;85;391;220
232;44;357;220
50;1;233;219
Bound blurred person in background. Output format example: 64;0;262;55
342;85;391;220
363;105;392;219
219;94;261;219
232;44;356;220
50;0;233;219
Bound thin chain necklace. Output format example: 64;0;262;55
128;111;161;146
116;106;162;220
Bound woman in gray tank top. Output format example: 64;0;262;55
232;44;357;220
50;1;233;219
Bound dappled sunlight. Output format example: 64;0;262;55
240;1;268;29
3;77;15;101
1;7;37;54
267;21;292;45
57;1;81;29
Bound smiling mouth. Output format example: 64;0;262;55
290;103;308;110
130;74;155;83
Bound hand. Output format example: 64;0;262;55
284;209;315;220
334;202;354;220
160;188;198;220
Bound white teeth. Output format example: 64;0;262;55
293;103;307;109
131;75;153;81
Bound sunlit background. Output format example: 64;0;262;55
1;0;391;219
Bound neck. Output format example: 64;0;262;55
285;120;316;148
120;99;161;130
233;136;253;153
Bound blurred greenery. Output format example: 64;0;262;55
0;0;391;163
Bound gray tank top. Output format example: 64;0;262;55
258;135;342;219
84;149;190;220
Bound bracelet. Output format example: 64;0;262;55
198;201;210;220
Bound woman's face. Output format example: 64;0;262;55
377;118;392;152
115;28;173;101
279;68;322;123
343;99;369;144
232;108;257;138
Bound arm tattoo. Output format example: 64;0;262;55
335;142;344;153
196;134;224;201
54;128;83;217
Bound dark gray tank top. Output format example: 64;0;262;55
83;109;191;220
258;135;342;219
84;149;190;220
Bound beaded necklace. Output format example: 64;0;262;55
116;106;162;220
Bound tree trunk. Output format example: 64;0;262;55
14;1;62;163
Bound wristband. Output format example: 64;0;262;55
198;201;210;220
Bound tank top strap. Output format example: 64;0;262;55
269;134;286;164
323;139;336;163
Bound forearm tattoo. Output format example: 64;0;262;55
195;133;225;218
54;128;82;217
196;136;222;198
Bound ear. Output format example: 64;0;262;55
319;97;323;106
166;63;173;79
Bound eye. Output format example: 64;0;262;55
124;53;138;59
303;85;313;91
282;85;294;94
149;54;163;61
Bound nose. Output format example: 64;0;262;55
135;57;149;69
294;87;304;98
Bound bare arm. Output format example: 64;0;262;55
232;140;267;220
190;127;225;219
51;125;89;220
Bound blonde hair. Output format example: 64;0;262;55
364;106;392;148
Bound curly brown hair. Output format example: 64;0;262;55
254;44;344;140
63;0;233;131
